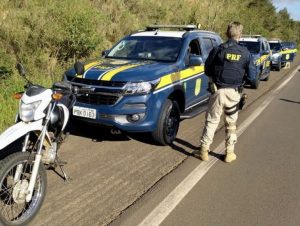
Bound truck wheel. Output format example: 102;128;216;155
152;99;180;145
263;69;270;81
251;72;260;89
276;61;281;71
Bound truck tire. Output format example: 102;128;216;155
276;61;281;71
251;72;260;89
263;69;270;81
152;99;180;145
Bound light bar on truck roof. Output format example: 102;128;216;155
268;39;282;43
241;35;262;38
146;24;199;31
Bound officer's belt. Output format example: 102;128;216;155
215;84;240;92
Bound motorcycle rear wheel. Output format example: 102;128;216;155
0;152;47;226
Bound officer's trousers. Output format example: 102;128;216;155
200;88;241;153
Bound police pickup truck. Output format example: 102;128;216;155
282;41;297;62
269;40;297;71
64;25;222;145
239;35;271;88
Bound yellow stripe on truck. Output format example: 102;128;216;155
76;60;102;78
100;64;143;81
194;78;202;96
84;61;102;71
155;66;204;90
280;49;297;54
256;55;270;65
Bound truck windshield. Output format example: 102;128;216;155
107;36;182;62
239;41;260;54
269;43;281;51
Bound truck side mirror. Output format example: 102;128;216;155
102;50;108;57
189;55;204;66
74;61;85;75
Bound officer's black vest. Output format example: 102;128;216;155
213;41;247;88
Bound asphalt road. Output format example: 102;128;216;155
160;64;300;226
30;57;300;226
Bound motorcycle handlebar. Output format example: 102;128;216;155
52;82;92;95
53;82;73;92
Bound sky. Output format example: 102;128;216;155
272;0;300;21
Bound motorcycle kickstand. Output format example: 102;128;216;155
54;155;71;183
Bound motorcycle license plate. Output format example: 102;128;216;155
73;106;96;119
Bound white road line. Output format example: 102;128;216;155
138;66;300;226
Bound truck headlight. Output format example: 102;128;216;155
271;53;280;61
124;79;160;95
19;100;41;122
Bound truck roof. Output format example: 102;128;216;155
131;30;218;38
131;31;185;38
268;40;281;43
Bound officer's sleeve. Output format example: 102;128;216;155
205;47;218;78
245;52;257;86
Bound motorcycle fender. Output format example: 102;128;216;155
0;120;43;150
57;103;69;131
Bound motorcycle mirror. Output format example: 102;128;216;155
74;61;85;75
16;63;26;77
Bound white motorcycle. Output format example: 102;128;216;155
0;63;84;225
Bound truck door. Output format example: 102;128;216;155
262;41;271;74
183;38;206;107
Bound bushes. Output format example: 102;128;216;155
0;0;299;131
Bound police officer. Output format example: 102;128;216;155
195;21;256;163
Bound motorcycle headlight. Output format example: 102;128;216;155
124;79;160;95
19;100;41;122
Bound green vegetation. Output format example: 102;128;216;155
0;0;299;132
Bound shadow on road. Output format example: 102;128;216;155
170;138;199;157
280;98;300;104
66;120;130;142
209;151;224;161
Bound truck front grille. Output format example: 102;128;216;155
66;76;125;105
66;76;126;87
77;93;120;105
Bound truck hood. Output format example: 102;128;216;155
65;58;177;82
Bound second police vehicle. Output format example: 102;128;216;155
268;40;297;71
64;25;222;145
239;35;271;88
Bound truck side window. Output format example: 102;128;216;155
201;38;214;60
185;39;201;66
203;38;213;52
188;39;201;55
211;38;218;47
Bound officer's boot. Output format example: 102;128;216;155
225;123;237;163
199;146;209;162
224;146;236;163
193;145;209;161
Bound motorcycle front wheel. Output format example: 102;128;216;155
0;152;47;226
